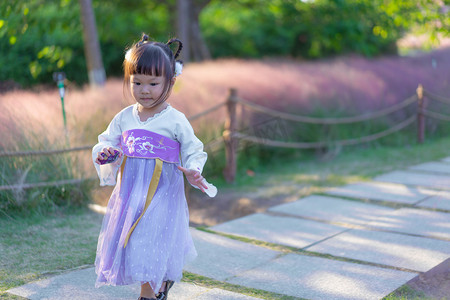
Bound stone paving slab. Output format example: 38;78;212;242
367;208;450;240
375;170;450;190
269;195;394;226
416;191;450;211
184;229;281;281
307;229;450;272
409;161;450;175
195;289;262;300
326;181;436;204
210;213;347;249
6;267;261;300
226;253;416;300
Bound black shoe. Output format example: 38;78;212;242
156;280;174;300
139;297;157;300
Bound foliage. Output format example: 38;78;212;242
0;0;171;87
1;0;449;87
201;0;449;59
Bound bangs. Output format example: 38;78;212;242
124;44;172;77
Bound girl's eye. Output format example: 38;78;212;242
150;83;158;86
133;82;141;86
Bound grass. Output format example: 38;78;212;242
0;208;103;297
210;134;450;198
2;135;450;298
383;285;431;300
0;124;93;214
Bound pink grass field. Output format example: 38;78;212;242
1;47;450;151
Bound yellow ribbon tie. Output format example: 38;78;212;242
123;158;163;248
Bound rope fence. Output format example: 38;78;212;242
0;145;93;158
424;90;450;105
233;115;416;149
222;84;450;181
233;94;418;124
1;84;450;188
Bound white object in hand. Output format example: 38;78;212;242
202;179;217;198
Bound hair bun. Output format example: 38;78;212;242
167;38;183;59
141;34;149;42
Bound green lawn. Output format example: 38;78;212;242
0;209;103;297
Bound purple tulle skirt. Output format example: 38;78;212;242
94;158;197;292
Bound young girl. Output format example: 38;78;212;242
92;34;214;300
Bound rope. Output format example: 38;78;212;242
188;102;226;121
234;115;416;149
423;109;450;122
0;178;95;191
0;145;92;158
424;90;450;105
232;95;417;124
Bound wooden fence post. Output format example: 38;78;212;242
417;84;425;144
223;88;238;183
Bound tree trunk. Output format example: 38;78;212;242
79;0;106;87
190;1;211;61
177;0;191;62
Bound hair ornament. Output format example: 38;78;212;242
124;48;133;62
174;61;183;77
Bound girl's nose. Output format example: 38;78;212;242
142;85;151;93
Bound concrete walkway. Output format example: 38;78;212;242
7;158;450;299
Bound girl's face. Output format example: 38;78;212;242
130;74;167;110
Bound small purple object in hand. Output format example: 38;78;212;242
98;150;120;165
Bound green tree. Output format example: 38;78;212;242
200;0;450;58
0;1;83;86
0;0;172;87
1;0;448;87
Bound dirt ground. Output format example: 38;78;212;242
403;258;450;299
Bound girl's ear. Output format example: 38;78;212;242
171;77;176;85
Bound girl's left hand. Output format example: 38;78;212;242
177;166;208;192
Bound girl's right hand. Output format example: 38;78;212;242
95;147;121;164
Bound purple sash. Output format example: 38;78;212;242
121;129;180;163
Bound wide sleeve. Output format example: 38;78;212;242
92;113;124;186
175;114;207;174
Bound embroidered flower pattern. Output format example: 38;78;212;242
122;131;179;161
142;141;155;153
126;136;136;153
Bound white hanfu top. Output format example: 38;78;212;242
92;104;207;186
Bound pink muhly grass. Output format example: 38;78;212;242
1;47;450;150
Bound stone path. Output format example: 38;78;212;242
7;158;450;299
